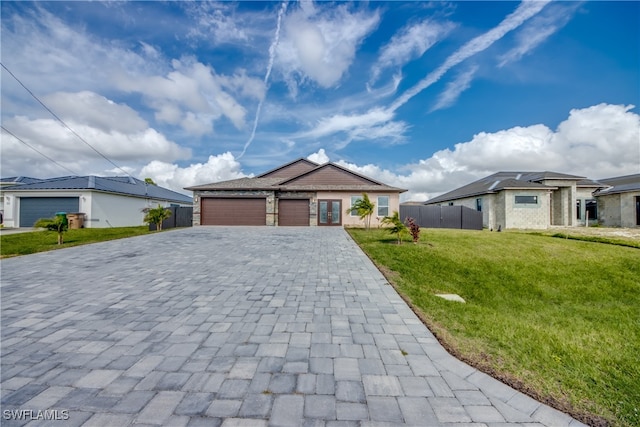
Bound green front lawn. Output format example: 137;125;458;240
348;228;640;427
0;226;151;258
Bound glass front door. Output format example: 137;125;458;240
318;200;341;225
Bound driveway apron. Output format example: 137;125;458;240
1;227;585;426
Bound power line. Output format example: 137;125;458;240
1;125;80;175
1;62;132;177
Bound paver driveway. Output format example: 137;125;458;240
1;227;585;427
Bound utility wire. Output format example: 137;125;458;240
1;125;80;175
1;62;132;177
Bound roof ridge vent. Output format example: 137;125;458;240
128;176;136;185
88;176;95;189
488;180;500;190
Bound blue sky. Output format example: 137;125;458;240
1;1;639;200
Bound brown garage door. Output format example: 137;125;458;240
201;198;266;225
278;199;310;226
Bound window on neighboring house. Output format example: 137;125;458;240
576;199;582;220
476;198;482;212
350;195;362;216
448;202;454;206
515;195;538;204
585;199;598;220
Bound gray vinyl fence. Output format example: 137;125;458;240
149;206;193;230
399;205;483;230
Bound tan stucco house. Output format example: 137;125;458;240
185;158;406;227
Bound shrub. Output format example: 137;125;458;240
405;217;420;243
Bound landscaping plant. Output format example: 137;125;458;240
34;214;68;245
381;210;407;244
405;216;420;243
142;204;172;231
346;193;375;229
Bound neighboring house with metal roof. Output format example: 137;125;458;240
593;174;640;228
185;158;406;226
1;175;192;228
423;171;606;230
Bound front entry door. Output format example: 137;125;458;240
318;200;341;226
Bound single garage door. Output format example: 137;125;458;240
201;198;266;225
19;197;79;227
278;199;310;226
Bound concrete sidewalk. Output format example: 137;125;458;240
0;227;586;426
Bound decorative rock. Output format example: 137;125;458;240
435;294;466;303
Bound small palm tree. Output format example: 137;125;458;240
35;215;68;245
381;210;408;244
142;205;172;231
346;193;375;229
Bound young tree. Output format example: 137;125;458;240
381;210;407;244
142;205;172;231
35;215;68;245
346;193;375;229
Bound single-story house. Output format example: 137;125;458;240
423;171;607;230
1;175;192;228
184;158;406;226
594;174;640;228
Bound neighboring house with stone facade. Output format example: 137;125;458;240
185;158;406;227
424;171;606;230
594;174;640;228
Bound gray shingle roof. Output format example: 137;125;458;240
594;174;640;195
185;161;406;193
2;176;192;204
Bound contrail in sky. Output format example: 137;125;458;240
238;1;288;159
389;0;551;112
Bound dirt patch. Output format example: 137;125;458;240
539;226;640;240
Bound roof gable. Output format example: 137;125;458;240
279;163;383;186
257;158;318;179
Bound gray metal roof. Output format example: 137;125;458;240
0;176;44;186
425;171;585;204
2;175;192;204
594;174;640;195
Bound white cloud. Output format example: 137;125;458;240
140;152;248;194
303;1;550;149
498;2;579;67
370;18;456;86
114;59;263;134
307;148;329;164
1;108;191;181
332;103;640;201
277;2;379;90
390;0;551;112
431;65;478;111
184;2;246;43
42;91;149;134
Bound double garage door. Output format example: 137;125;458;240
200;198;309;226
19;197;79;227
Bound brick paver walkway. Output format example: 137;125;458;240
1;227;586;426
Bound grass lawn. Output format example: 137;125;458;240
0;226;152;258
348;228;640;427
